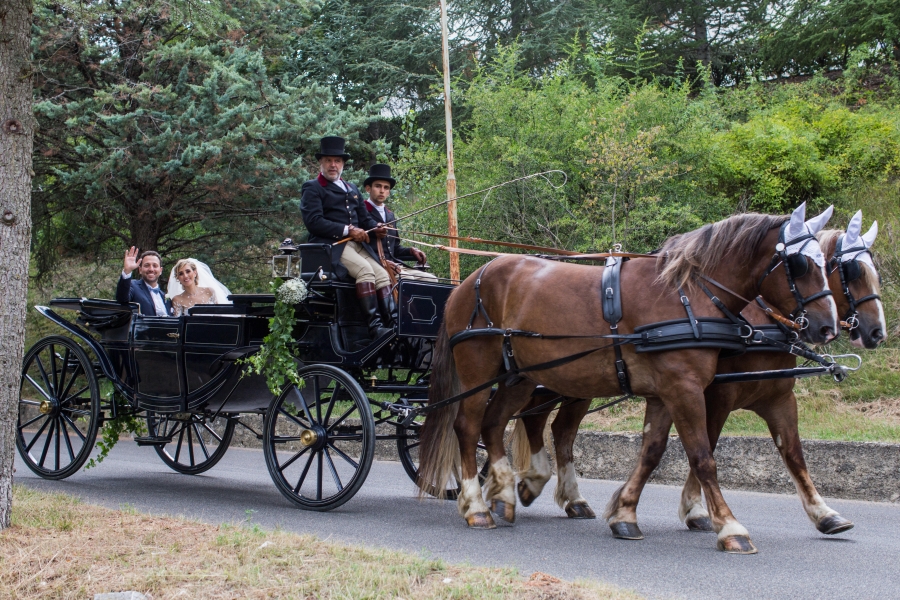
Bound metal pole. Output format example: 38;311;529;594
439;0;460;282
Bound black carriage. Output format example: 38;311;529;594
17;242;462;510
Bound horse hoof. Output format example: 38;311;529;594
717;535;757;554
466;512;496;529
517;481;536;507
818;514;854;535
686;516;714;532
565;502;596;519
609;521;643;540
490;500;516;523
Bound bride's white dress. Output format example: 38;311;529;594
165;258;232;316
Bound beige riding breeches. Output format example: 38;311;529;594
398;267;438;283
340;241;391;288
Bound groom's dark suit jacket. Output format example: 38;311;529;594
116;276;172;316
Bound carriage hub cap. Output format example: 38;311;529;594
300;429;319;447
39;400;53;415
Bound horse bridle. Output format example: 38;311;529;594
828;234;881;333
756;221;833;330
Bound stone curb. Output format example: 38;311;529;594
229;417;900;503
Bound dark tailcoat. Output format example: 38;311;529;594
300;174;381;279
116;276;172;316
365;200;417;263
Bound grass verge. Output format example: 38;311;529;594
0;486;640;600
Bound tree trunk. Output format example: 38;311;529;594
0;0;35;529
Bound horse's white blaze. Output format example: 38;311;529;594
554;462;586;509
718;521;750;540
484;456;516;505
520;450;552;499
457;477;488;518
819;263;840;330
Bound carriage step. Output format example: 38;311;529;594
134;436;172;447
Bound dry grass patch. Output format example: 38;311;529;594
1;486;640;600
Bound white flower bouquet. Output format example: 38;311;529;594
276;277;309;304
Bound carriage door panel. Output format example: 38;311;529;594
183;319;242;394
131;318;185;401
397;280;455;338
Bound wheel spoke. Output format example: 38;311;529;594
61;385;90;405
61;407;93;417
58;364;84;402
38;419;56;468
35;356;54;396
295;384;316;426
49;346;60;395
193;422;211;460
326;404;357;433
61;413;87;442
323;383;340;425
24;375;54;403
327;442;359;469
24;416;52;452
324;448;343;491
54;417;62;471
57;348;71;402
173;425;186;463
277;406;311;430
293;452;316;494
59;417;76;462
199;420;224;443
278;446;311;473
316;452;323;500
19;412;47;430
187;422;196;466
314;377;322;422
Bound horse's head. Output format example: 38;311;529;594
821;211;887;349
755;203;839;345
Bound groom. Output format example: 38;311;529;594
116;246;172;316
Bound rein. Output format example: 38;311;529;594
401;237;656;261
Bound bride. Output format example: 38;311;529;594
166;258;232;316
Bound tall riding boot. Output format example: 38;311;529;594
376;285;398;329
357;282;392;339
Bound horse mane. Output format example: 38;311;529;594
657;213;789;292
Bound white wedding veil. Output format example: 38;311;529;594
166;258;233;304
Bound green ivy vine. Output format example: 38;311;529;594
85;394;146;469
240;279;307;395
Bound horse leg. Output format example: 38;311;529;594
756;392;854;535
481;383;536;524
678;391;733;533
512;405;553;508
551;399;596;519
663;384;757;554
603;397;672;540
453;390;495;529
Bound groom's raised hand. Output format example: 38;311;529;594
123;246;141;276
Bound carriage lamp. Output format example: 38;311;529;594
272;238;301;279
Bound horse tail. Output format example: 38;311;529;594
416;322;461;499
511;418;532;474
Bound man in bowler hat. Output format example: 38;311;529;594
363;163;437;285
299;136;393;338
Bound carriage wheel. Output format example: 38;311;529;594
396;414;490;500
264;365;375;511
17;336;101;479
147;412;235;475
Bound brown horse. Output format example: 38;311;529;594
511;211;885;543
418;205;839;553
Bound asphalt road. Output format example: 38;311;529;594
15;442;900;600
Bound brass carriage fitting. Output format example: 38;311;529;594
299;429;318;447
39;400;51;415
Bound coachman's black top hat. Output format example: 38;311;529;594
363;163;396;188
315;136;351;161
